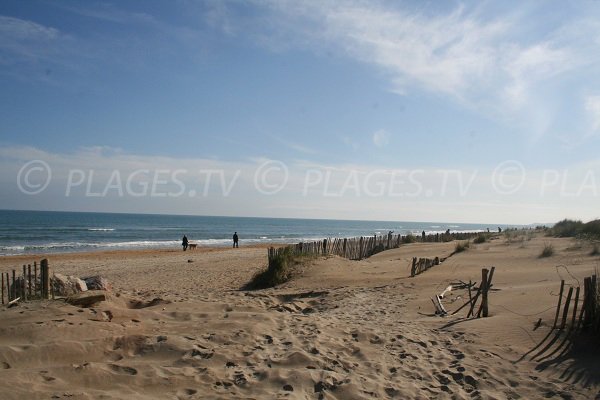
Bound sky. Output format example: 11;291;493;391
1;0;600;224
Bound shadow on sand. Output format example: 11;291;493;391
516;327;600;389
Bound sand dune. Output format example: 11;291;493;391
1;235;599;399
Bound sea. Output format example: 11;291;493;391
0;210;522;256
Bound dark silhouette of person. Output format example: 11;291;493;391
498;227;502;233
182;235;188;251
233;232;239;248
422;230;426;241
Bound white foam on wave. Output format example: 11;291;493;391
88;228;115;231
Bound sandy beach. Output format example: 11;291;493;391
1;234;599;399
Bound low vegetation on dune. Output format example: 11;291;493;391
454;240;470;253
474;234;488;244
539;242;555;258
402;234;417;244
245;248;312;290
551;218;600;238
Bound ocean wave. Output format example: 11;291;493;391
0;240;180;255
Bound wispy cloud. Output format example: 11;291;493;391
0;16;65;68
252;1;597;142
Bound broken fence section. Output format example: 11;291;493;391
437;267;495;318
1;259;50;306
551;274;599;334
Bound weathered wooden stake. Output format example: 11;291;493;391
570;286;580;330
41;259;49;299
560;286;573;330
467;287;482;318
12;269;16;300
481;268;489;317
1;273;4;304
552;280;565;329
28;264;32;297
22;265;27;302
34;262;38;296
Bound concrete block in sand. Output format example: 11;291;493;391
66;290;107;307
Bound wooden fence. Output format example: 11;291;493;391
267;231;485;268
268;233;401;267
447;267;496;318
551;274;598;333
411;257;443;277
1;259;50;305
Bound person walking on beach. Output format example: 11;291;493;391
182;235;188;251
233;232;239;248
422;230;426;241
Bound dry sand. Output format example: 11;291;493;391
1;234;599;399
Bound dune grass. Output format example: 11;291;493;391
539;242;555;258
454;240;470;253
473;234;487;244
552;218;600;239
245;247;313;290
402;234;417;244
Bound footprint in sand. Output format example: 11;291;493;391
2;362;10;369
176;388;197;396
109;364;138;375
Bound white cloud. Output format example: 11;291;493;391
0;16;59;41
255;1;594;141
372;129;390;147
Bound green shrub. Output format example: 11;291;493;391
245;247;307;289
402;234;417;244
473;234;487;244
539;243;555;258
454;241;470;253
581;220;600;238
552;219;584;237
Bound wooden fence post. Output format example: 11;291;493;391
359;237;363;260
560;286;573;330
22;265;27;302
481;268;489;317
41;259;49;299
1;273;4;305
28;264;32;298
552;280;565;329
12;269;16;300
571;286;580;330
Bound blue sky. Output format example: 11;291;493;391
1;1;600;223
